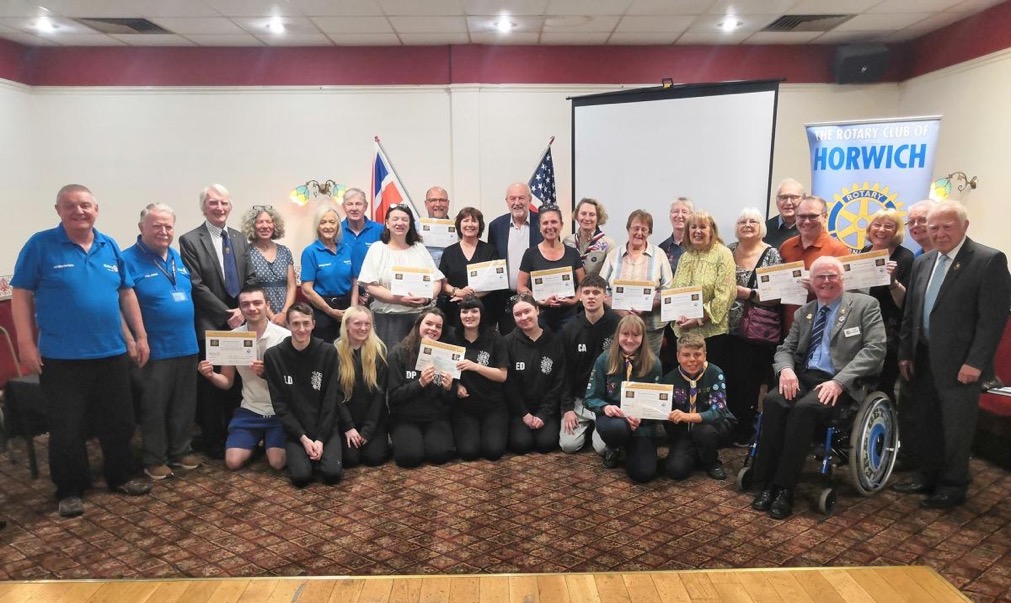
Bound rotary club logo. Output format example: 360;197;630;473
828;182;905;251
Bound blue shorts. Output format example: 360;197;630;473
226;407;287;451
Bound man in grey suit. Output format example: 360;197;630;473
178;184;254;457
751;256;886;519
893;201;1010;509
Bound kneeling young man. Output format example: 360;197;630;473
265;303;342;487
198;285;290;471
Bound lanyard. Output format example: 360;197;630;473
137;240;177;287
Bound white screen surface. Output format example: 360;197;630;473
573;82;779;247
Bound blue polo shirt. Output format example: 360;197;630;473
11;225;133;360
122;238;199;360
300;239;354;297
341;217;383;277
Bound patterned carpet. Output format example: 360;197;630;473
1;436;1009;602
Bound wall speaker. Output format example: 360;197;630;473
834;44;890;84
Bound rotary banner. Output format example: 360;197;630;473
806;116;941;251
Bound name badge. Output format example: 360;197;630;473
843;327;860;337
172;291;187;302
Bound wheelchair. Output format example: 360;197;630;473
736;390;900;515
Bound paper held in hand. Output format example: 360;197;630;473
205;330;257;366
840;249;891;289
619;381;674;421
611;279;655;312
756;261;809;306
418;218;457;248
530;266;575;301
467;259;509;292
415;338;465;380
660;286;704;322
390;266;434;297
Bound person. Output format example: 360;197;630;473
423;185;451;267
197;285;290;472
598;210;674;356
12;184;152;517
584;315;663;482
777;195;850;335
516;205;585;334
893;201;1011;509
504;293;566;454
563;198;616;278
264;303;342;488
861;208;914;401
669;210;736;370
340;187;383;278
358;204;445;345
179;183;254;458
438;207;500;329
763;178;805;249
450;296;509;461
488;182;543;334
242;205;295;326
725;208;783;446
300;204;357;343
334;306;390;468
659;332;733;480
658;197;694;274
559;275;619;456
387;309;456;468
122;203;202;480
750;257;885;519
905;200;936;256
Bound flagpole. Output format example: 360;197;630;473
374;135;420;216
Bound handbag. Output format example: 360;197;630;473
738;247;782;345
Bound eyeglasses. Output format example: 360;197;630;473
252;205;274;211
905;217;928;226
777;194;802;202
796;213;823;222
813;274;841;282
508;293;537;306
737;219;760;225
425;198;448;203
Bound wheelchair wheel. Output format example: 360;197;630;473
818;488;837;515
848;391;899;496
736;466;753;492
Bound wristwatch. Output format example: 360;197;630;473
748;288;758;301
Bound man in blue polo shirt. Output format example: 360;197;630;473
340;187;383;278
123;203;202;481
12;184;152;518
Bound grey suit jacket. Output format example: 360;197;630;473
774;292;886;400
899;237;1010;387
178;223;255;336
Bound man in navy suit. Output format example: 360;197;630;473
487;182;542;334
894;201;1010;509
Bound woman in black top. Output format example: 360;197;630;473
387;308;456;467
450;296;509;461
334;306;389;468
438;207;501;330
517;205;585;333
504;293;567;454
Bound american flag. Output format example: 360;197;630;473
527;144;556;213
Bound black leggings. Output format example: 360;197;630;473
596;415;659;483
663;422;721;480
508;415;560;454
453;407;509;461
390;417;454;468
342;422;389;468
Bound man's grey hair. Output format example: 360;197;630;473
810;255;844;275
928;200;969;225
670;197;695;212
199;184;230;209
139;203;176;223
776;177;805;196
343;187;367;205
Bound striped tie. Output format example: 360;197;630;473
805;306;830;365
921;254;949;339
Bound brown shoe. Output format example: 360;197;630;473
170;454;203;470
144;465;174;480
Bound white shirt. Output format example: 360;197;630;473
925;235;967;292
203;221;227;278
235;321;291;416
358;241;445;314
507;218;530;290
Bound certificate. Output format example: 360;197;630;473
418;218;457;248
756;261;808;306
467;259;509;293
660;286;704;322
840;250;891;290
390;266;434;297
530;267;575;301
415;338;466;380
205;330;256;366
611;279;655;312
620;381;674;421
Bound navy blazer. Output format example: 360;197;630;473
487;212;543;272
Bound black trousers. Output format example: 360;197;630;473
390;417;454;468
39;354;137;499
663;422;721;480
453;406;509;461
286;430;343;486
724;336;775;443
508;415;560;454
135;354;198;467
342;422;389;468
596;415;659;483
195;339;241;457
752;369;850;492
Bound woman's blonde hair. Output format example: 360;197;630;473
865;208;905;246
686;210;723;252
335;306;387;400
605;315;656;379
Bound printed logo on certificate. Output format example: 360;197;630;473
611;279;655;312
418;218;457;248
467;259;509;292
620;382;674;421
839;249;891;290
415;337;466;380
530;266;575;301
756;261;808;305
205;330;257;366
390;266;434;297
660;286;704;323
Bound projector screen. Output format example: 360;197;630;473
572;80;780;247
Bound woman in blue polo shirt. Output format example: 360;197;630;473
300;205;356;343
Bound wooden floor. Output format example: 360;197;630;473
0;566;969;602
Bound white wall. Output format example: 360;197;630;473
0;78;925;276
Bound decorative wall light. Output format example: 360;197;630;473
289;180;346;206
930;171;977;202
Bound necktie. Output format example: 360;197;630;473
221;229;240;299
921;254;949;339
805;306;831;366
623;355;633;381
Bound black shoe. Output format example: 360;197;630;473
114;478;152;496
602;447;620;469
752;487;777;511
891;480;932;495
920;492;965;509
706;464;727;480
769;489;794;520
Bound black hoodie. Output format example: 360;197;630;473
387;343;457;423
264;336;340;442
504;327;566;421
561;308;620;410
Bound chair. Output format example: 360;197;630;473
0;326;23;451
0;326;47;478
975;316;1011;469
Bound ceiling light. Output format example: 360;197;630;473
266;16;285;33
35;15;57;33
494;16;515;34
718;17;742;32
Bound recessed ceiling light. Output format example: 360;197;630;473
718;18;742;33
35;15;57;33
494;16;515;34
266;16;285;33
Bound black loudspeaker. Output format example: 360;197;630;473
834;44;890;84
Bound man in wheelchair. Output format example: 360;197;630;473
750;256;886;519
